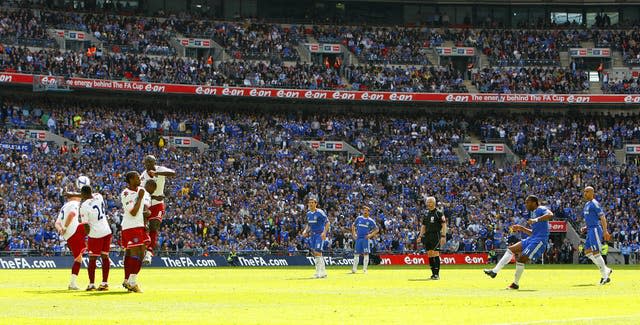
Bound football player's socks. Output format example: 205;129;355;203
492;249;514;273
124;255;132;281
88;258;97;284
72;261;81;275
319;256;326;275
314;256;321;275
593;255;608;277
514;262;525;285
102;255;110;283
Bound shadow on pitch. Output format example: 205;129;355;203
285;277;321;280
79;291;131;296
27;289;77;294
407;278;434;281
572;284;596;287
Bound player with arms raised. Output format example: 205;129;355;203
484;195;553;290
54;192;86;290
140;155;176;265
301;195;329;278
121;171;151;292
79;185;113;291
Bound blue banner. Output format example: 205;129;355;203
0;254;356;269
0;143;32;153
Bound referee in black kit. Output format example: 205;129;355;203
417;196;447;280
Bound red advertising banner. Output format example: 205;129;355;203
379;253;489;265
3;72;640;104
549;220;567;233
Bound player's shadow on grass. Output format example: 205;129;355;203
407;278;433;281
27;289;79;294
79;291;131;296
572;284;596;287
285;277;322;280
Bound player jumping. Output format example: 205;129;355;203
140;155;176;265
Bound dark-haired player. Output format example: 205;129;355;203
484;195;553;290
120;171;151;292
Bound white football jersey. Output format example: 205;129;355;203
120;187;150;230
55;200;81;240
140;165;173;205
79;193;112;238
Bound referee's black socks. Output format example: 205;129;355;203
434;256;440;276
428;257;436;276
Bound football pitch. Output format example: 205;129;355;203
1;265;639;325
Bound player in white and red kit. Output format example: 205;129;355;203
55;195;86;290
79;185;113;291
120;171;151;293
140;155;176;264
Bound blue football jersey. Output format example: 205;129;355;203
583;200;603;228
307;209;328;234
530;205;552;238
353;216;377;239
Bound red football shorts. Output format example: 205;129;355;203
67;225;87;259
121;227;150;249
88;234;112;256
148;202;165;222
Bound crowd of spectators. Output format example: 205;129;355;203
312;25;436;65
9;7;640;94
601;75;640;94
1;99;639;263
217;61;344;89
344;65;467;93
38;10;176;55
475;114;639;165
0;8;56;48
0;45;472;92
472;67;590;94
474;30;566;66
173;19;304;61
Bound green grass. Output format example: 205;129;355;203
1;265;639;324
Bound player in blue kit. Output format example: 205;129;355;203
351;204;379;274
301;195;330;278
582;186;613;285
484;195;553;290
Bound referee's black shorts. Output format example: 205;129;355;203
422;233;441;251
